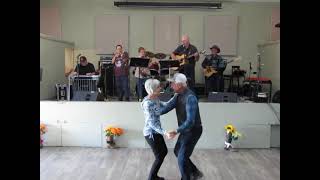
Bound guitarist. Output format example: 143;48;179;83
202;45;225;93
171;35;199;91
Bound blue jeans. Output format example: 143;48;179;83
115;75;130;100
136;77;147;99
174;126;202;180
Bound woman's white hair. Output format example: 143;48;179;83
145;79;160;95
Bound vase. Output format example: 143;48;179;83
106;135;116;149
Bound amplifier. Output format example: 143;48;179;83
56;84;67;101
208;92;237;102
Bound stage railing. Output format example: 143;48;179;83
68;75;100;100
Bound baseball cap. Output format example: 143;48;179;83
167;73;187;84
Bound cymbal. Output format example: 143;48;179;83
145;51;155;58
154;53;167;59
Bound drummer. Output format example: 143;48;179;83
148;56;160;78
135;47;151;101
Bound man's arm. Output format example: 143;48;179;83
160;94;178;115
193;46;200;62
201;57;209;69
112;54;116;64
123;52;129;67
89;63;96;74
217;56;226;72
176;95;198;133
65;68;75;77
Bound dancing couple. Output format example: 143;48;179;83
141;73;203;180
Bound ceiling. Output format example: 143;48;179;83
117;0;280;2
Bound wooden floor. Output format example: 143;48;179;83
40;147;280;180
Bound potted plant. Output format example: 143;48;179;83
104;126;124;149
40;123;47;148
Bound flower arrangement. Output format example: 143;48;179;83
40;123;47;148
40;123;47;135
224;124;241;140
224;124;241;150
104;126;124;149
104;126;124;137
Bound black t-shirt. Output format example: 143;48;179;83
173;44;198;65
74;62;96;75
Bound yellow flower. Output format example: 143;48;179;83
224;124;235;133
105;126;112;131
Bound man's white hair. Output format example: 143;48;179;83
181;81;188;87
175;81;187;88
144;79;160;95
181;34;189;41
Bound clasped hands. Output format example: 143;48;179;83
165;130;178;140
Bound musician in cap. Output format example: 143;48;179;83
202;45;225;93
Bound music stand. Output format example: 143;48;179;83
159;60;180;79
130;58;150;101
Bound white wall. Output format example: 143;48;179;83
258;41;280;96
40;34;74;100
40;101;280;149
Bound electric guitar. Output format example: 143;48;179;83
203;56;241;78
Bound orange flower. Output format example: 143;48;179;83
110;128;117;135
40;123;47;134
114;128;119;135
118;128;124;135
117;128;123;135
104;125;124;136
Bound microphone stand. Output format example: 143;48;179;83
255;53;262;100
76;56;81;92
248;62;252;79
68;54;81;101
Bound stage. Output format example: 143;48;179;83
40;101;279;149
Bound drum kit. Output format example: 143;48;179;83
142;51;179;92
144;51;176;80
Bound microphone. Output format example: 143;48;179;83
77;54;81;63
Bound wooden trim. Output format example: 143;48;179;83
257;40;280;47
40;33;74;46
